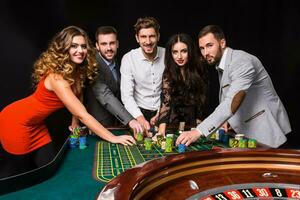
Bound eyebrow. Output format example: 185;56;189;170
71;43;87;45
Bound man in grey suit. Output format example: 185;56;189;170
176;25;291;148
85;26;143;135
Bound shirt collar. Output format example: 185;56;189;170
99;53;116;70
216;47;228;71
139;47;160;61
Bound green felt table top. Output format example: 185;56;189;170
0;129;227;200
1;136;103;200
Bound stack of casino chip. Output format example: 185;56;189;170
229;138;239;148
166;134;174;146
238;138;248;148
229;134;257;148
210;129;223;141
234;134;248;148
69;134;78;149
178;144;186;153
218;128;230;143
165;134;173;152
248;138;257;148
69;126;88;149
229;134;244;148
161;141;166;150
210;132;217;140
79;127;88;149
136;132;144;142
144;138;152;150
79;136;87;149
156;134;164;147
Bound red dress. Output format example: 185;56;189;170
0;78;64;155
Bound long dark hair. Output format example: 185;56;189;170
164;33;207;111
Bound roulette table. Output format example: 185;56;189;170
0;126;286;200
93;128;227;182
97;148;300;200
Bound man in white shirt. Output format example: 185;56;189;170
120;17;165;134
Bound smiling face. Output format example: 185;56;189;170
198;33;226;66
135;27;159;60
69;35;87;64
96;33;118;62
172;41;188;67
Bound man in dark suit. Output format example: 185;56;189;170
85;26;143;135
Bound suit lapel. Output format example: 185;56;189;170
97;53;119;90
97;54;120;82
219;48;233;101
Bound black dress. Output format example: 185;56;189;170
157;74;204;127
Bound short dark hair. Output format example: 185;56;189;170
198;25;225;41
95;26;117;42
134;17;160;35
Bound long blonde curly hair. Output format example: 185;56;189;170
32;26;98;92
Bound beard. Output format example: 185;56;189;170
206;46;223;66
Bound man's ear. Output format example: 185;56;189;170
135;34;139;43
116;40;119;49
95;42;99;51
157;33;160;42
220;39;226;49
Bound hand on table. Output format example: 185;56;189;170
114;135;136;146
128;119;143;138
136;115;151;136
176;129;202;146
68;125;80;132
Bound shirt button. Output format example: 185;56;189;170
153;82;155;84
152;73;154;75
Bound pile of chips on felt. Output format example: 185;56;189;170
134;122;189;153
210;129;257;148
69;126;88;149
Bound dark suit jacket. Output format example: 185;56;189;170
85;53;133;126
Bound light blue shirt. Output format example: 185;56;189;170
99;53;118;80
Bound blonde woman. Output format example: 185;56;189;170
0;26;135;178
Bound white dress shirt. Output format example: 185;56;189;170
196;47;232;136
120;47;165;118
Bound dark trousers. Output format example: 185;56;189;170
139;107;157;122
0;142;55;178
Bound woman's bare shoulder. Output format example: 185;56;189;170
45;73;69;90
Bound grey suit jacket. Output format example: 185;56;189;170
197;48;291;147
85;53;133;126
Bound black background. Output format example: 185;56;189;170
1;0;299;148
